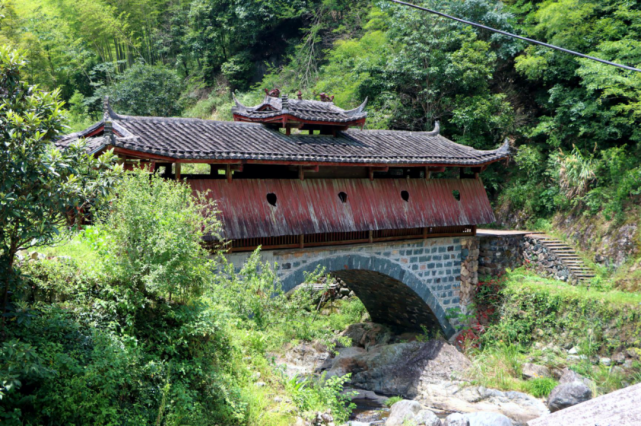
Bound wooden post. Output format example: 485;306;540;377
226;164;232;183
423;227;428;239
175;163;181;180
299;234;304;248
369;230;374;244
368;168;374;181
425;166;431;180
298;165;304;181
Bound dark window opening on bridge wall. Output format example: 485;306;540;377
227;226;476;252
330;269;443;333
266;193;277;206
401;190;410;202
338;191;348;203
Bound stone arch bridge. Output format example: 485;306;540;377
226;237;481;337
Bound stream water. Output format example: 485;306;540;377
349;397;389;424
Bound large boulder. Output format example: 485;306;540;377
326;347;366;377
522;363;551;380
464;412;512;426
328;340;471;397
558;368;594;388
385;400;441;426
340;322;392;348
444;413;469;426
547;382;592;412
418;385;548;424
278;342;333;377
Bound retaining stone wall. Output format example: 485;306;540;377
478;235;525;277
523;236;573;283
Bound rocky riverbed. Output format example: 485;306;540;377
275;322;550;426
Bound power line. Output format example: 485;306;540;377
389;0;641;73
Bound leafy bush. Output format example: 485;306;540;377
523;377;558;398
384;396;404;407
93;62;184;117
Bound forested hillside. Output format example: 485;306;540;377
2;0;640;226
2;2;641;424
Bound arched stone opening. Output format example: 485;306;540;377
331;269;441;333
278;253;456;337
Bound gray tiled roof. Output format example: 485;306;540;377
232;95;368;123
56;110;510;166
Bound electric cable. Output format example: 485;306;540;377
389;0;641;73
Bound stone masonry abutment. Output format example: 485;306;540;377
225;237;481;337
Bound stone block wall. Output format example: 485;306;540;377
522;236;572;283
225;237;474;335
459;238;479;306
478;235;525;277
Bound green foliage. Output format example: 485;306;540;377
284;373;355;423
384;395;404;407
97;170;219;302
0;46;120;325
523;377;558;398
1;168;358;424
480;269;641;352
93;62;184;116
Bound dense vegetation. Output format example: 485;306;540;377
0;50;364;424
1;0;640;220
2;0;641;423
466;269;641;398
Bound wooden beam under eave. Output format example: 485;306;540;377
368;166;389;181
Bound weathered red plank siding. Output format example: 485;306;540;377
190;178;495;240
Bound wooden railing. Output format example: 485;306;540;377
227;225;476;252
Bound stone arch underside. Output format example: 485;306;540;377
278;254;456;337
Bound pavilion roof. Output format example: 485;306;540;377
232;94;368;125
56;101;510;167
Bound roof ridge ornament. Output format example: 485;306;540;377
425;120;440;136
345;97;368;117
103;96;112;121
319;92;335;103
264;88;280;98
232;93;246;110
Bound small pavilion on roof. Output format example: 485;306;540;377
58;91;510;251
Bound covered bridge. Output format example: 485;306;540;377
58;92;510;334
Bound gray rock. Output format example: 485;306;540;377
612;352;626;365
343;341;471;397
559;368;594;388
342;388;389;406
345;422;370;426
416;410;442;426
385;400;421;426
522;363;551;380
465;412;512;426
340;323;392;348
567;346;579;355
444;413;469;426
599;357;612;366
547;382;592;412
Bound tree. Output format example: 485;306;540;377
0;47;120;331
93;61;184;116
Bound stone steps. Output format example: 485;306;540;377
536;235;595;283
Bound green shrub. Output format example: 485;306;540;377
524;377;558;398
384;396;404;407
